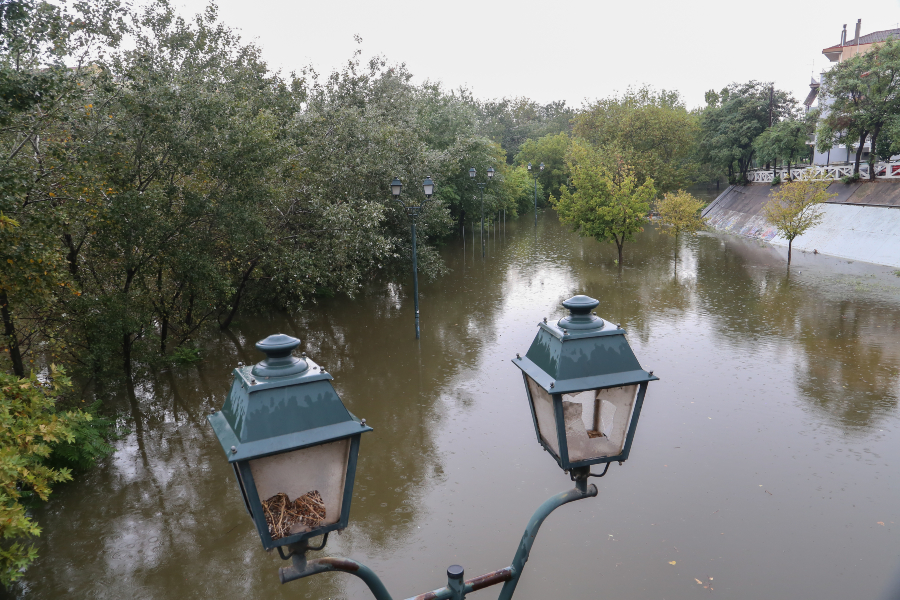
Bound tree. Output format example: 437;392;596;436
0;0;126;377
553;142;656;264
514;132;569;208
762;180;835;264
753;116;814;180
574;86;699;193
656;190;705;261
817;36;900;178
476;97;573;163
699;82;797;183
0;366;98;585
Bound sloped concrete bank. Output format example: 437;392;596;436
702;181;900;268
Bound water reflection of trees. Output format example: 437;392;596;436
19;214;900;598
20;232;519;598
693;234;900;432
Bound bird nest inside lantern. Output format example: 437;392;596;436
262;490;326;540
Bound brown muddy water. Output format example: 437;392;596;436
12;211;900;599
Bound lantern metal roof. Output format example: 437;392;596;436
209;334;372;463
513;295;658;395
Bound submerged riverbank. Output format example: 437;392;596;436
11;212;900;600
704;181;900;268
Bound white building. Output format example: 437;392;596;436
808;20;900;166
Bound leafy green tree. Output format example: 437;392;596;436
0;366;101;585
817;36;900;178
656;190;705;260
476;97;573;163
514;132;569;208
553;141;656;264
0;0;126;376
763;180;835;264
500;164;543;217
699;81;797;183
753;116;814;179
574;86;699;193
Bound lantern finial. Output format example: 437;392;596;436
252;333;308;377
558;295;604;330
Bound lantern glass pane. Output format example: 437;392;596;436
248;438;351;540
561;385;637;461
526;376;559;455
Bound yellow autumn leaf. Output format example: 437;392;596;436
669;561;676;565
695;579;703;585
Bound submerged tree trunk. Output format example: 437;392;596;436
184;292;194;327
160;316;169;353
0;291;24;377
788;239;793;265
123;332;133;380
220;259;258;331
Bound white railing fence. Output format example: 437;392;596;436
746;161;900;183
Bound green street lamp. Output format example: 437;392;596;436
469;166;494;258
392;176;435;339
211;296;657;599
527;162;544;226
512;295;658;471
208;333;372;551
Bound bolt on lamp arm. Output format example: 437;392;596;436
276;474;598;600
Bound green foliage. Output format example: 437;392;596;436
699;81;797;182
656;190;705;238
841;173;861;184
43;401;116;472
476;97;573;163
553;141;656;264
772;175;782;185
499;164;543;216
0;366;97;585
172;345;201;365
573;86;699;193
754;116;813;171
514;132;570;206
763;180;835;264
817;37;900;177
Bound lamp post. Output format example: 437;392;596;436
527;162;544;226
468;166;494;258
210;295;656;599
392;176;435;339
208;334;372;551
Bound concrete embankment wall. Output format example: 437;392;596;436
702;181;900;268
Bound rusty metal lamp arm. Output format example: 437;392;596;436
278;468;598;600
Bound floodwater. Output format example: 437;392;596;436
13;211;900;600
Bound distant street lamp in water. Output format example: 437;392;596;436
527;161;544;226
209;296;657;599
469;166;494;258
392;176;435;339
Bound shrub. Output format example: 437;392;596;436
172;345;202;365
0;367;114;585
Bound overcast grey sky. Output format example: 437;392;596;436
173;0;900;109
